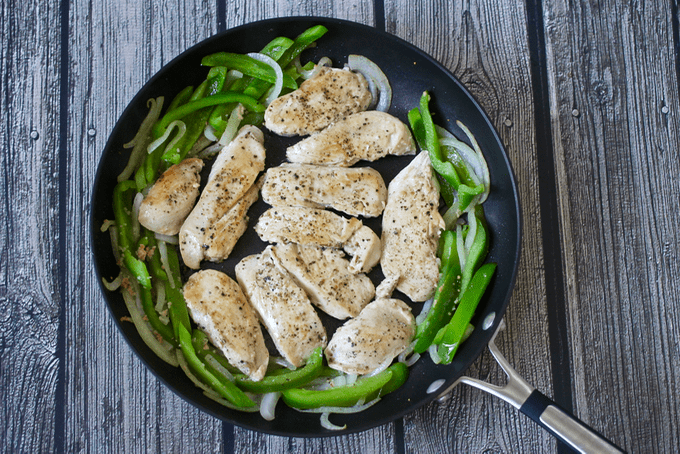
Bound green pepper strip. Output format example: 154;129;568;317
177;323;255;407
460;206;489;293
153;93;264;138
414;230;463;354
436;263;497;364
418;92;483;211
234;347;324;393
278;25;329;70
281;367;394;410
139;285;177;346
201;52;297;89
191;329;241;375
208;37;294;134
140;230;167;281
167;85;194;112
163;245;191;339
112;180;137;254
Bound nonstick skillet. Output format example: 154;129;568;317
91;17;621;451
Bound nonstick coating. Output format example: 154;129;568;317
91;17;521;436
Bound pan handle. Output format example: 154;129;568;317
436;320;624;453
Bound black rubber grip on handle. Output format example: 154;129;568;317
519;389;625;453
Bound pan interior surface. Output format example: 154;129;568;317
91;17;521;436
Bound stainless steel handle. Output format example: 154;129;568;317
437;320;624;453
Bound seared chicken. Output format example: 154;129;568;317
325;298;415;375
138;158;203;235
183;269;269;381
235;247;327;367
264;67;372;137
254;206;381;272
203;177;262;263
286;111;416;166
271;243;375;320
378;152;444;302
179;125;266;269
261;163;387;217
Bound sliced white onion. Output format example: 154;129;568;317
131;192;144;241
294;56;332;80
456;223;467;271
397;340;416;363
203;123;219;142
345;374;358;386
321;412;346;431
457;120;490;203
205;354;235;382
119;96;164;182
427;379;446;394
404;352;421;367
247;52;283;105
100;219;115;233
224;69;244;87
347;54;392;112
416;298;434;325
202;390;260;412
364;357;393;378
440;137;483;186
428;344;441;364
121;278;178;366
176;350;211;392
147;119;186;155
465;208;478;252
157;240;174;288
197;142;224;160
259;392;281;421
108;226;121;264
443;201;461;230
101;273;122;291
218;104;244;145
295;397;381;415
462;324;475;342
154;281;166;311
154;232;178;245
271;356;297;370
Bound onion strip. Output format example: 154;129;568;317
457;120;490;203
154;232;178;245
259;392;281;421
118;96;164;182
218;104;244;145
157;241;174;288
347;55;392;112
247;52;283;105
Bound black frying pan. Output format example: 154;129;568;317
91;17;521;437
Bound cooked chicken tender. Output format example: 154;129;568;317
271;243;375;320
179;125;265;269
204;177;262;263
264;67;372;136
184;269;268;381
325;298;415;375
254;206;381;272
138;158;203;235
261;163;387;217
287;111;416;166
235;247;327;368
378;152;445;302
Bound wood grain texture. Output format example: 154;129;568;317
64;1;224;452
543;0;680;452
0;1;62;453
386;0;557;452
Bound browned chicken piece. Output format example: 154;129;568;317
235;247;327;368
264;67;372;137
203;177;262;263
325;298;415;375
183;269;269;381
137;158;203;235
286;111;416;166
261;163;387;217
378;152;445;302
271;243;375;320
254;206;381;273
179;125;266;269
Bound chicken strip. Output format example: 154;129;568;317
138;158;203;235
325;298;415;375
235;247;327;367
286;111;416;166
254;206;381;272
203;177;262;263
183;269;268;381
271;243;375;320
179;125;265;269
261;163;387;217
264;67;372;137
378;152;445;302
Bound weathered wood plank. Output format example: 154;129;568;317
64;1;224;452
0;0;62;452
386;0;556;451
227;5;399;453
543;0;680;452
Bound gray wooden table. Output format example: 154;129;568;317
2;0;679;452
